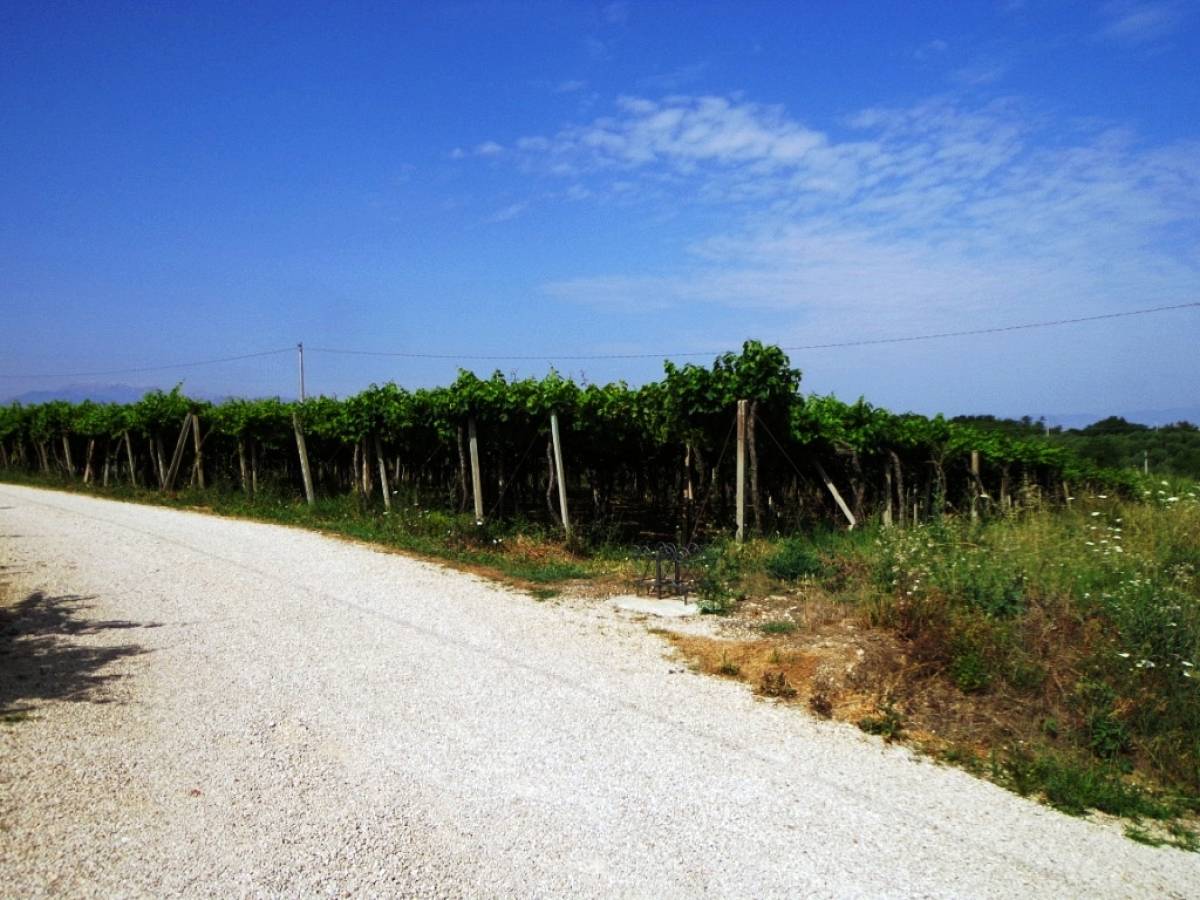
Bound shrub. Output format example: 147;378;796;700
765;538;823;581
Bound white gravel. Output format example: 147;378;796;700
1;483;1197;898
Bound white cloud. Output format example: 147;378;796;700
474;140;505;157
505;93;1199;341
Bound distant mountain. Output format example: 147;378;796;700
2;383;280;405
3;383;155;405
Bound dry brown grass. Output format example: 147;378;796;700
659;600;1089;767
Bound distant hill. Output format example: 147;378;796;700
2;383;278;406
4;383;155;405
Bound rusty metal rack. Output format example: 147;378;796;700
633;542;701;600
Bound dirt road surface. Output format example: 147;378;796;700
2;484;1197;897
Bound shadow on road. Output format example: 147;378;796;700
0;590;158;715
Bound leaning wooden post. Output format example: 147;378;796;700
468;416;484;523
83;438;96;484
163;414;193;492
374;435;392;512
292;411;316;506
550;412;571;539
736;399;747;543
61;435;75;478
123;431;138;487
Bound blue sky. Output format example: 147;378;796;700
1;1;1197;418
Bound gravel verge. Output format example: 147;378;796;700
1;483;1197;898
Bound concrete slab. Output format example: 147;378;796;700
611;594;700;618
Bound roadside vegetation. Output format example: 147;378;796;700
671;480;1200;848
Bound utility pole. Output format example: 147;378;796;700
1144;449;1149;475
297;342;306;402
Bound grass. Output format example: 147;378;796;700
858;701;905;742
661;479;1200;841
759;619;797;635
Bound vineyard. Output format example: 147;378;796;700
0;342;1129;540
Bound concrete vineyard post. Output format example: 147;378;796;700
814;458;857;530
293;412;316;506
550;413;571;539
468;417;484;524
736;399;747;544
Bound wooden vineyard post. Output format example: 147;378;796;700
970;450;981;523
191;413;205;490
550;413;571;539
153;437;167;488
83;438;95;484
883;468;893;528
736;399;747;544
468;417;484;523
124;431;138;487
163;414;193;492
813;458;857;530
237;438;251;496
293;412;316;506
61;435;75;478
374;435;392;512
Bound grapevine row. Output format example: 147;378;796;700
0;342;1131;538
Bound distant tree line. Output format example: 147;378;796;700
951;415;1200;479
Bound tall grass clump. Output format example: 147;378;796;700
863;481;1200;795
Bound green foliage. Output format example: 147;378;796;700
765;538;824;581
997;748;1172;820
695;544;742;614
858;700;905;741
760;620;797;635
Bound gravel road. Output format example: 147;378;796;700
2;484;1197;898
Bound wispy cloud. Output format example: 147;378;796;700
1097;1;1185;44
639;61;709;91
484;201;528;223
465;92;1198;344
602;2;630;26
911;39;949;61
450;140;506;160
950;57;1009;85
555;79;588;93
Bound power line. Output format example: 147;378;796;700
0;301;1195;379
0;348;294;380
309;301;1200;361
